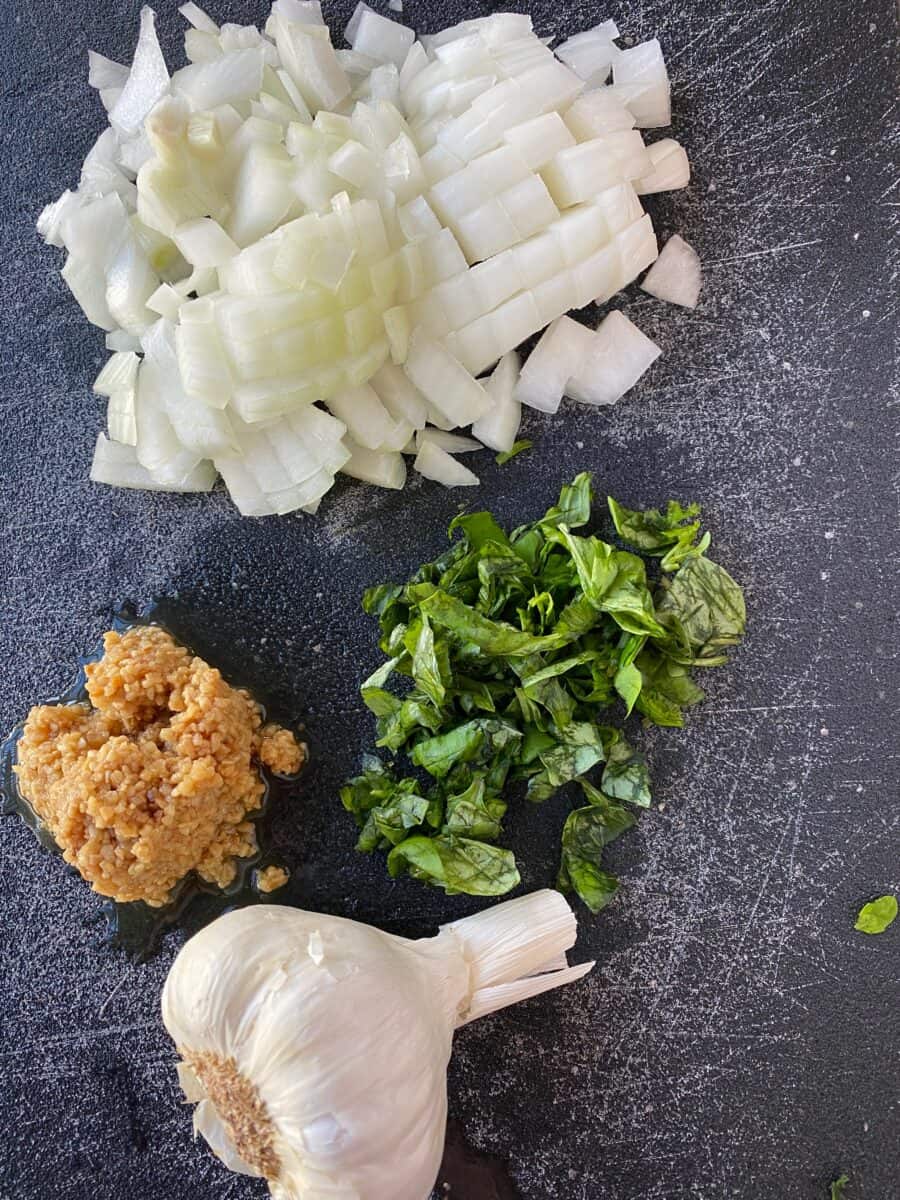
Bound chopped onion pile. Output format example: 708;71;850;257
40;3;694;514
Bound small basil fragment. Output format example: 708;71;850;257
558;799;635;913
854;895;897;934
496;439;532;465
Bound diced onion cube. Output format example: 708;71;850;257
349;7;415;70
473;350;521;451
340;439;407;488
635;138;691;194
173;218;240;267
566;310;661;405
414;439;480;486
640;234;701;308
515;316;595;413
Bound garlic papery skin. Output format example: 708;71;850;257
162;890;593;1200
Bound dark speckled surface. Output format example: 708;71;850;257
0;2;897;1199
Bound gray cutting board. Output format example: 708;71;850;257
0;1;897;1198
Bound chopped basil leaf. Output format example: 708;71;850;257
608;496;711;571
340;473;745;910
388;835;520;896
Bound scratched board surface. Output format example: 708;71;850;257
0;1;897;1198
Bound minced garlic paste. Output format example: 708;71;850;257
256;865;290;894
14;625;304;907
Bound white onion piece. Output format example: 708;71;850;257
635;138;690;194
542;131;650;208
472;350;521;452
79;129;138;202
328;139;377;186
640;234;701;308
430;145;529;226
369;363;427;428
172;266;219;299
274;19;350;112
232;425;294;494
134;359;217;486
614;212;659;291
184;29;221;64
563;90;635;140
567;310;661;405
382;132;425;203
344;2;367;43
93;351;140;397
274;68;313;121
145;320;236;455
502;112;574;170
106;330;143;352
174;319;232;408
404;330;489;428
326;383;399;449
555;22;619;84
272;468;338;514
37;190;81;248
173;217;240;267
173;47;265;110
274;0;325;26
179;3;219;34
59;191;131;267
415;429;482;454
397;194;441;241
88;52;130;94
383;304;410;363
340;440;407;488
592;181;644;238
147;282;185;320
437;62;583;164
213;454;274;516
96;354;141;445
349;7;414;71
242;435;340;516
612;39;670;128
218;24;265;54
229;142;296;247
414;439;479;486
61;255;116;331
287;405;350;464
399;40;428;94
569;242;617;308
266;421;348;485
109;7;170;140
337;48;381;80
107;388;139;446
515;316;595;413
426;13;532;53
91;433;215;491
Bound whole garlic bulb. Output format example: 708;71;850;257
162;890;593;1200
